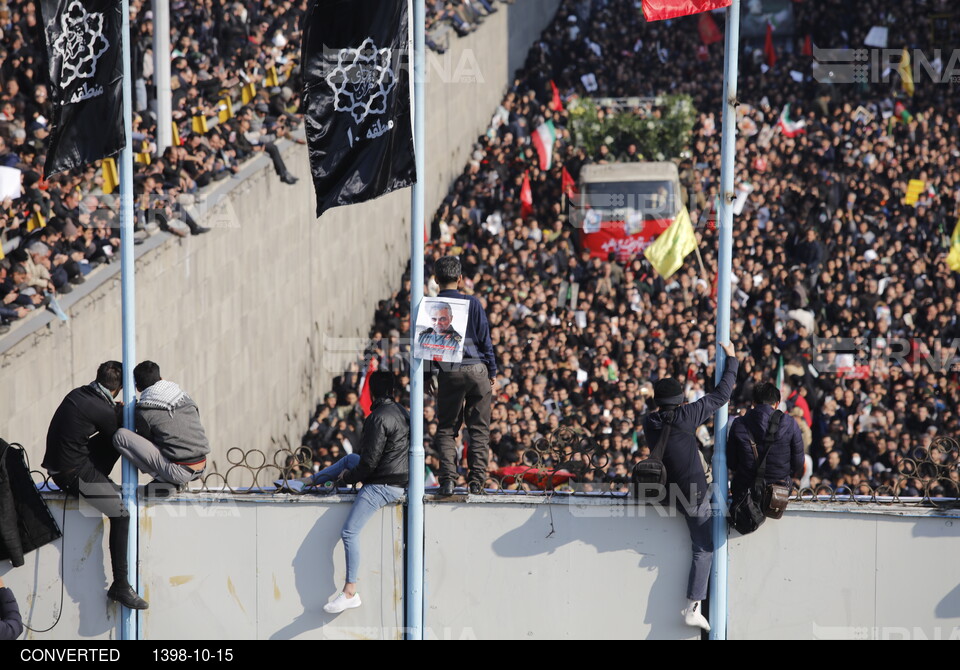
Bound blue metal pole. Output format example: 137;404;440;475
119;0;140;641
405;0;426;642
709;0;740;642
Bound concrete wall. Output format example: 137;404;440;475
6;498;957;640
423;498;697;640
3;493;404;640
728;506;960;640
0;0;561;473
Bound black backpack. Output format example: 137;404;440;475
632;414;673;502
729;410;783;536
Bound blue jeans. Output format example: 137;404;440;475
311;453;361;485
341;483;404;584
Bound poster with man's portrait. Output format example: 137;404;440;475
414;297;470;363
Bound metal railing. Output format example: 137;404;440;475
24;433;959;505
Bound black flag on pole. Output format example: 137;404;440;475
302;0;417;217
39;0;124;175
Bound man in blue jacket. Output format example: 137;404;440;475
430;256;498;496
642;341;738;633
728;382;805;505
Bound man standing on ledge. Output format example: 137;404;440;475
642;342;738;633
431;256;498;496
43;361;148;610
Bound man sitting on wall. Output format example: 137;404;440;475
322;371;409;615
112;361;209;496
43;362;148;610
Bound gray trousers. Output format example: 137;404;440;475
112;428;203;486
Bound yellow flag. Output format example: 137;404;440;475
265;65;279;88
899;47;914;97
948;218;960;272
218;97;234;124
172;122;181;147
241;82;257;105
27;211;46;233
191;115;209;134
904;179;925;205
644;206;697;279
102;157;119;195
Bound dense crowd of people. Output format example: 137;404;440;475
426;0;514;52
0;0;304;334
305;0;960;499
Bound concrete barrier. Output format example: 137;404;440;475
0;0;562;474
3;493;403;640
728;505;960;640
2;499;958;639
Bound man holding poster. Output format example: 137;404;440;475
425;256;498;496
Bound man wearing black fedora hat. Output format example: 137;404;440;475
643;341;738;633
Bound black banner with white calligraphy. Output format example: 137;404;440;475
301;0;416;217
40;0;124;175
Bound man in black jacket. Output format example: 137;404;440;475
0;576;22;640
642;342;738;634
321;371;409;615
42;362;148;611
728;382;805;504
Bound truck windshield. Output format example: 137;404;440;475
581;180;675;221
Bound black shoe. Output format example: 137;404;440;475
57;283;73;295
468;482;485;496
191;226;211;235
439;480;455;497
69;274;86;285
280;173;299;185
145;479;183;499
108;582;149;610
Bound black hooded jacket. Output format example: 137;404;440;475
643;358;739;510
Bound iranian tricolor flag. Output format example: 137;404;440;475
778;104;806;138
532;120;556;171
642;0;731;22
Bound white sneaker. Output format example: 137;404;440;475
682;600;711;632
323;592;361;614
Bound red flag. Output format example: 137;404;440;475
642;0;731;22
550;80;563;112
357;357;378;416
764;22;777;68
698;12;722;45
520;171;533;220
561;166;577;199
801;34;813;57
